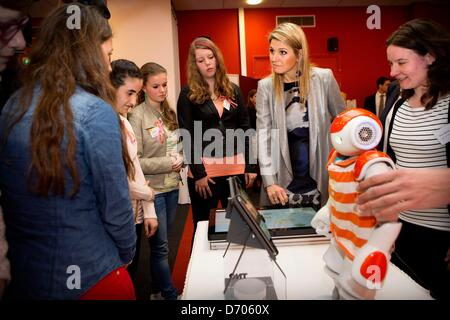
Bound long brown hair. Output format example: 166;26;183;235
139;62;178;131
186;37;235;105
3;4;116;197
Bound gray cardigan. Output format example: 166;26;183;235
256;67;345;206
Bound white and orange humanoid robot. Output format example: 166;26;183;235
311;108;402;300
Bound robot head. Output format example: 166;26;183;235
330;108;383;156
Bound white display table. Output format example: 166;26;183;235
182;221;432;300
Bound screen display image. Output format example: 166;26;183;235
260;207;316;230
213;207;317;234
209;176;320;242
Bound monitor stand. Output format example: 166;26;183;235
223;203;286;299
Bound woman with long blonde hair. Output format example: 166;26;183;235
257;22;345;208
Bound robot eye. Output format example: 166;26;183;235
356;124;376;146
359;126;373;142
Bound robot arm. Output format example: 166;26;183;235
354;150;395;183
350;151;401;290
350;222;401;291
311;198;332;238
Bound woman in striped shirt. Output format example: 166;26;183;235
357;19;450;299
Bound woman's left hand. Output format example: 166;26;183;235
356;168;450;222
245;173;257;189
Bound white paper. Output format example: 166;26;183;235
223;100;231;111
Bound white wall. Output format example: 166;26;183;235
108;0;180;110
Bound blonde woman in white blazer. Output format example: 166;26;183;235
257;23;345;208
110;60;158;281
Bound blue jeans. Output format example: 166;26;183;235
149;189;179;300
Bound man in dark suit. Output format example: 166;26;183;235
363;76;391;117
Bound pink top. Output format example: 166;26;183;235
120;115;157;223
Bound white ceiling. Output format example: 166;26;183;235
171;0;442;11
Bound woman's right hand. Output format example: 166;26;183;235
195;176;216;199
266;184;288;205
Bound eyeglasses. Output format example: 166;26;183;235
0;16;30;45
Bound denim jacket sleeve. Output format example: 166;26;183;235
82;100;136;264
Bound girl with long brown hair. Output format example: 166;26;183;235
128;62;182;300
176;37;257;240
0;4;136;299
110;59;159;284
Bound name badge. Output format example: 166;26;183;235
149;127;160;139
223;100;231;111
434;123;450;145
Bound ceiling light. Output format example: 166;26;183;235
246;0;263;5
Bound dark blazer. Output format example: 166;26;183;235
380;80;401;123
363;94;376;114
177;83;254;180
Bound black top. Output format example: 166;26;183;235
380;80;401;122
246;105;257;130
177;83;255;180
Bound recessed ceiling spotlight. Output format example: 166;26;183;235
246;0;263;5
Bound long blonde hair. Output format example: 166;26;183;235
186;37;235;104
269;23;312;103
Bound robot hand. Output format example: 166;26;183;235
311;200;332;238
351;222;402;288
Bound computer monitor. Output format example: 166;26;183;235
209;177;318;242
226;176;278;260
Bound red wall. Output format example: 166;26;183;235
176;10;241;87
177;4;449;107
244;6;410;107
